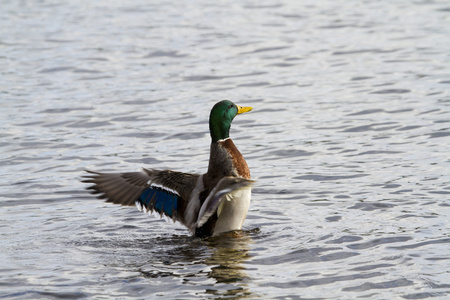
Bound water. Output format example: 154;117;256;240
1;0;449;298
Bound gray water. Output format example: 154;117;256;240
1;0;449;299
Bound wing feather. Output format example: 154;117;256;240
196;177;254;228
82;169;200;225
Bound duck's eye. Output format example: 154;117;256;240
228;104;234;109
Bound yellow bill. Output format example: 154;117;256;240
237;105;253;114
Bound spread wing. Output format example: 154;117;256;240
82;169;200;224
196;177;254;228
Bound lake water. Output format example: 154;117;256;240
1;0;449;299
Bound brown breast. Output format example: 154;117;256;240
222;138;251;179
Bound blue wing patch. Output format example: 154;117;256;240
136;185;180;219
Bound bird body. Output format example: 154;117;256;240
83;100;254;237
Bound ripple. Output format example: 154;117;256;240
348;202;396;211
66;120;112;128
387;238;450;250
342;278;414;292
183;71;267;81
326;236;363;244
38;66;73;73
402;292;450;299
240;46;291;54
250;247;358;265
294;174;369;181
332;48;398;55
341;122;400;132
347;237;413;250
370;89;411;94
427;131;450;138
262;272;385;289
143;51;188;58
39;107;92;114
2;291;87;299
268;149;315;158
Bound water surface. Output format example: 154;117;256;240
1;0;449;299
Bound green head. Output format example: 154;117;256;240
209;100;252;142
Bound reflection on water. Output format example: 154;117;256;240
132;230;256;299
204;232;255;298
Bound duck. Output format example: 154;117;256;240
83;100;254;237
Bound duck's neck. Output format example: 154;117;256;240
209;113;233;143
206;139;250;181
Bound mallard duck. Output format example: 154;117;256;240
83;100;254;237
